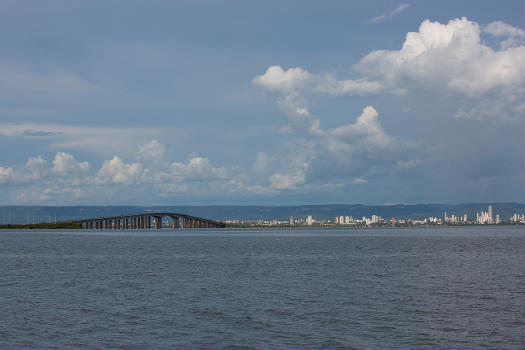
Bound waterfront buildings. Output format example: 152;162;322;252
223;205;524;227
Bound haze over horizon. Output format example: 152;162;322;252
0;1;523;206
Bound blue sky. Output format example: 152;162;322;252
0;0;523;205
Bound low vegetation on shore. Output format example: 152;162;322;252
0;222;82;229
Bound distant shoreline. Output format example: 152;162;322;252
0;223;523;230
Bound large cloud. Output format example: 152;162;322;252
256;103;402;192
355;17;524;97
254;17;525;109
253;59;406;191
251;17;524;197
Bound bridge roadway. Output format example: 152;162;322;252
70;212;225;229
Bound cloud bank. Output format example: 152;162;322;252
1;17;523;204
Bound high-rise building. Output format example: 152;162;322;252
488;205;493;223
339;216;344;225
290;216;294;226
306;215;313;226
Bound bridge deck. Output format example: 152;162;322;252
69;212;225;229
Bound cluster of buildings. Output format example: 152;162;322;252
510;213;525;223
223;205;524;227
444;205;524;225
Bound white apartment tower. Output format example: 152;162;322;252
306;215;313;226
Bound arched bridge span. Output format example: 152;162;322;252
70;212;225;229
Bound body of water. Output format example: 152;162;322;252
0;226;523;349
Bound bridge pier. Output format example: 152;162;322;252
168;216;179;229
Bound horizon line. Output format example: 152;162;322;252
0;202;524;207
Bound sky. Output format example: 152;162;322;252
0;0;523;205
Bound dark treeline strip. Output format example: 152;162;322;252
0;222;82;229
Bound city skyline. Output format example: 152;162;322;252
0;1;524;205
221;203;525;227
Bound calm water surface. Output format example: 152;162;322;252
0;226;523;349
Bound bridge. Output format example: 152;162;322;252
70;212;225;229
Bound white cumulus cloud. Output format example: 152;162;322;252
171;157;228;180
52;152;89;173
95;156;144;185
252;66;311;92
269;170;306;190
355;17;525;97
137;139;165;160
484;21;525;38
255;17;525;113
253;66;383;97
327;106;392;153
0;166;15;184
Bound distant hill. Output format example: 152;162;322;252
0;203;523;224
